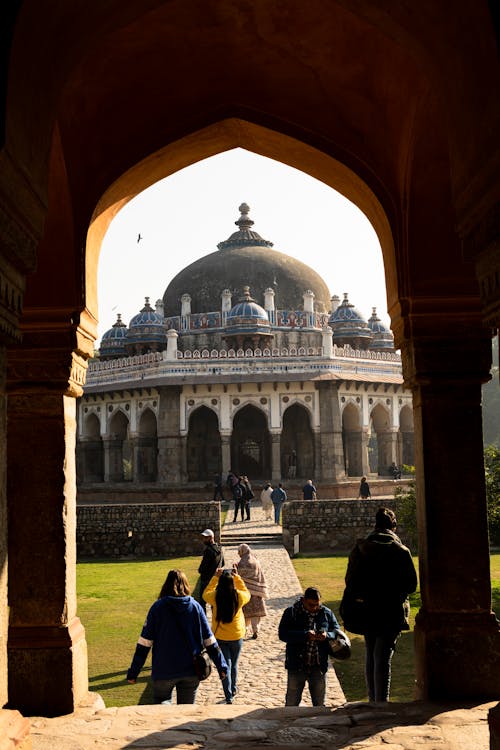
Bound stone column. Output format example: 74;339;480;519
271;432;281;481
221;434;231;476
377;428;398;473
401;330;500;700
130;434;140;482
316;381;346;481
157;386;184;484
7;310;93;716
360;428;371;475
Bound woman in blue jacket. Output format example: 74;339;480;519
278;586;341;706
127;569;227;704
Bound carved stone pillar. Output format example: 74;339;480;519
157;386;184;484
271;432;281;482
400;328;500;700
316;381;346;481
377;428;398;473
7;309;94;716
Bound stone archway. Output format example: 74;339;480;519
369;403;393;475
187;406;221;481
399;405;414;467
231;405;270;479
107;410;132;482
136;408;158;482
342;402;363;476
78;413;103;483
281;403;314;479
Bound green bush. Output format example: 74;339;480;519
484;445;500;546
394;465;417;549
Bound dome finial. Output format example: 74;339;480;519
235;203;254;231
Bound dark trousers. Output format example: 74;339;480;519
233;498;245;521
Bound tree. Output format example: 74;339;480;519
484;445;500;547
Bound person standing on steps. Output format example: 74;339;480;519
203;568;250;704
358;476;371;499
271;482;287;525
241;475;254;521
232;478;245;522
197;529;224;612
260;482;274;521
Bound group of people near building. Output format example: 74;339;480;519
126;507;417;708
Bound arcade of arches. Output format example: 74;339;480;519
0;0;499;731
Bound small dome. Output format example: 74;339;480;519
225;287;271;335
99;314;128;359
329;293;372;349
126;297;166;353
368;307;394;350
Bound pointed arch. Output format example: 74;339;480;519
187;406;221;481
231;404;270;479
342;402;363;476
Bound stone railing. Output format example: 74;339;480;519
177;346;323;359
77;501;221;558
282;498;407;554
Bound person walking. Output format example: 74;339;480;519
203;568;251;704
302;479;317;500
260;482;274;521
358;476;371;499
241;475;254;521
232;478;245;522
270;482;287;524
126;569;227;704
197;529;224;611
236;543;269;639
343;507;417;702
278;585;341;706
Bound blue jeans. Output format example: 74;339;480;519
152;675;200;704
364;632;399;701
218;638;243;702
285;667;326;706
273;502;283;524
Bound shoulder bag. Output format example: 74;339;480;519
339;588;370;635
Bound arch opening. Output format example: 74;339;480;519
231;404;270;479
187;406;221;481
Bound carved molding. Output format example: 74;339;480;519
0;260;25;345
475;237;500;329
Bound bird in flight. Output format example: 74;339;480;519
137;233;143;243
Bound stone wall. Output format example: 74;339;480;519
282;499;406;554
77;501;221;558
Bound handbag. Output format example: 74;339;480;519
168;603;212;681
327;629;351;660
339;588;370;635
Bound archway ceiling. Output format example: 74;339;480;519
4;0;499;338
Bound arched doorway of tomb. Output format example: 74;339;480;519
78;413;104;483
136;408;158;482
281;403;314;479
231;404;270;479
399;405;415;467
108;410;132;482
369;403;393;475
342;402;363;476
187;406;221;481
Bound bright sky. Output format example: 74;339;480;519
97;148;389;343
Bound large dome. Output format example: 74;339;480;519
163;203;332;316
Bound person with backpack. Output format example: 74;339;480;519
241;475;254;521
232;478;245;522
198;529;225;612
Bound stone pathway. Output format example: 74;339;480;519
27;502;498;749
196;505;345;707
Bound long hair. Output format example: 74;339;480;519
215;571;239;623
158;569;191;598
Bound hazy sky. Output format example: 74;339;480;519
97;148;389;342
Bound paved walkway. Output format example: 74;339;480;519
27;503;498;749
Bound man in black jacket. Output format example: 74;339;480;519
344;507;417;702
278;586;340;706
198;529;224;612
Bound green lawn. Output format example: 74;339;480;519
77;553;500;707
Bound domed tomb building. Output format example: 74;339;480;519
77;204;413;494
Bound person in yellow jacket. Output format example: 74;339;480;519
203;567;251;703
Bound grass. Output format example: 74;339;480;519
77;553;500;707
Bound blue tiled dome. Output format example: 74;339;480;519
329;293;372;348
368;307;394;350
126;297;166;352
225;287;271;335
99;314;128;359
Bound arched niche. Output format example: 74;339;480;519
187;406;221;481
231;404;270;479
399;404;415;467
108;410;132;481
281;403;314;479
342;402;363;476
77;413;103;483
137;408;158;482
369;403;391;474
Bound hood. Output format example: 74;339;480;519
161;595;196;613
358;529;403;555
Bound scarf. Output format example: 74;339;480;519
237;544;269;599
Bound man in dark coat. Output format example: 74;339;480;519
198;529;224;612
278;586;341;706
344;507;417;702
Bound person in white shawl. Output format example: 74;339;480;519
236;544;269;639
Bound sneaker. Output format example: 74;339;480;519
252;632;258;639
226;698;233;704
